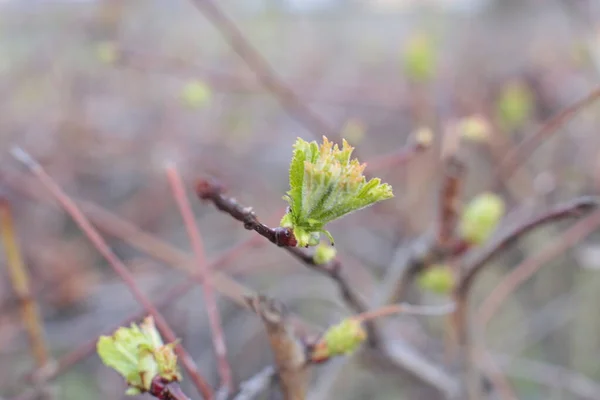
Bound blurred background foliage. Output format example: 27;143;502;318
2;0;600;399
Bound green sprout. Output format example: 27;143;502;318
280;136;394;247
313;243;337;264
96;316;181;395
310;318;367;363
95;41;118;65
403;32;437;83
459;192;505;246
180;80;212;109
496;80;534;132
417;264;455;294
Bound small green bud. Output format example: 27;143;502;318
417;264;455;294
459;192;505;245
403;32;436;83
281;136;393;247
96;316;181;394
458;115;490;142
95;41;118;65
313;243;337;264
311;318;367;363
180;80;212;109
496;80;534;132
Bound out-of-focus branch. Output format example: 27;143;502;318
11;148;214;400
476;208;600;328
186;0;336;139
456;195;599;297
495;86;600;183
246;295;308;400
437;157;466;250
232;366;276;400
0;199;49;367
166;164;232;393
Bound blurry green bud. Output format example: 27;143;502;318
95;41;118;65
417;264;455;294
403;32;436;83
313;243;337;264
459;192;505;245
180;80;212;109
496;80;534;132
311;318;367;363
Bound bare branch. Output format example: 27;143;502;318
166;164;233;392
246;295;308;400
11;147;215;400
186;0;336;139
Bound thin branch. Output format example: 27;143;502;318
166;164;233;393
495;86;600;182
0;199;49;367
186;0;336;139
436;156;466;249
232;366;276;400
476;208;600;327
354;302;456;323
195;178;369;316
11;147;214;400
150;377;192;400
246;295;308;400
457;195;599;296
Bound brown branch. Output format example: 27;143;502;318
456;195;599;296
495;86;600;182
166;164;233;393
0;199;49;367
450;197;599;400
436;156;466;249
150;377;192;400
246;295;308;400
186;0;336;139
11;148;215;400
195;178;369;316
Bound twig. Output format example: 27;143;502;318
0;199;49;367
150;377;192;400
11;147;214;400
166;164;233;393
232;366;276;400
353;302;456;323
196;178;369;316
186;0;336;139
456;195;599;296
246;295;308;400
476;208;600;327
495;86;600;182
436;156;466;249
452;196;599;400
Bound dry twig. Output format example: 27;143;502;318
246;295;308;400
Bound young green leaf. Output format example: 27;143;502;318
281;136;394;247
96;316;181;395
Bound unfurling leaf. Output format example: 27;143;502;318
280;136;394;247
96;316;181;395
417;264;455;294
310;318;367;363
459;192;505;245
